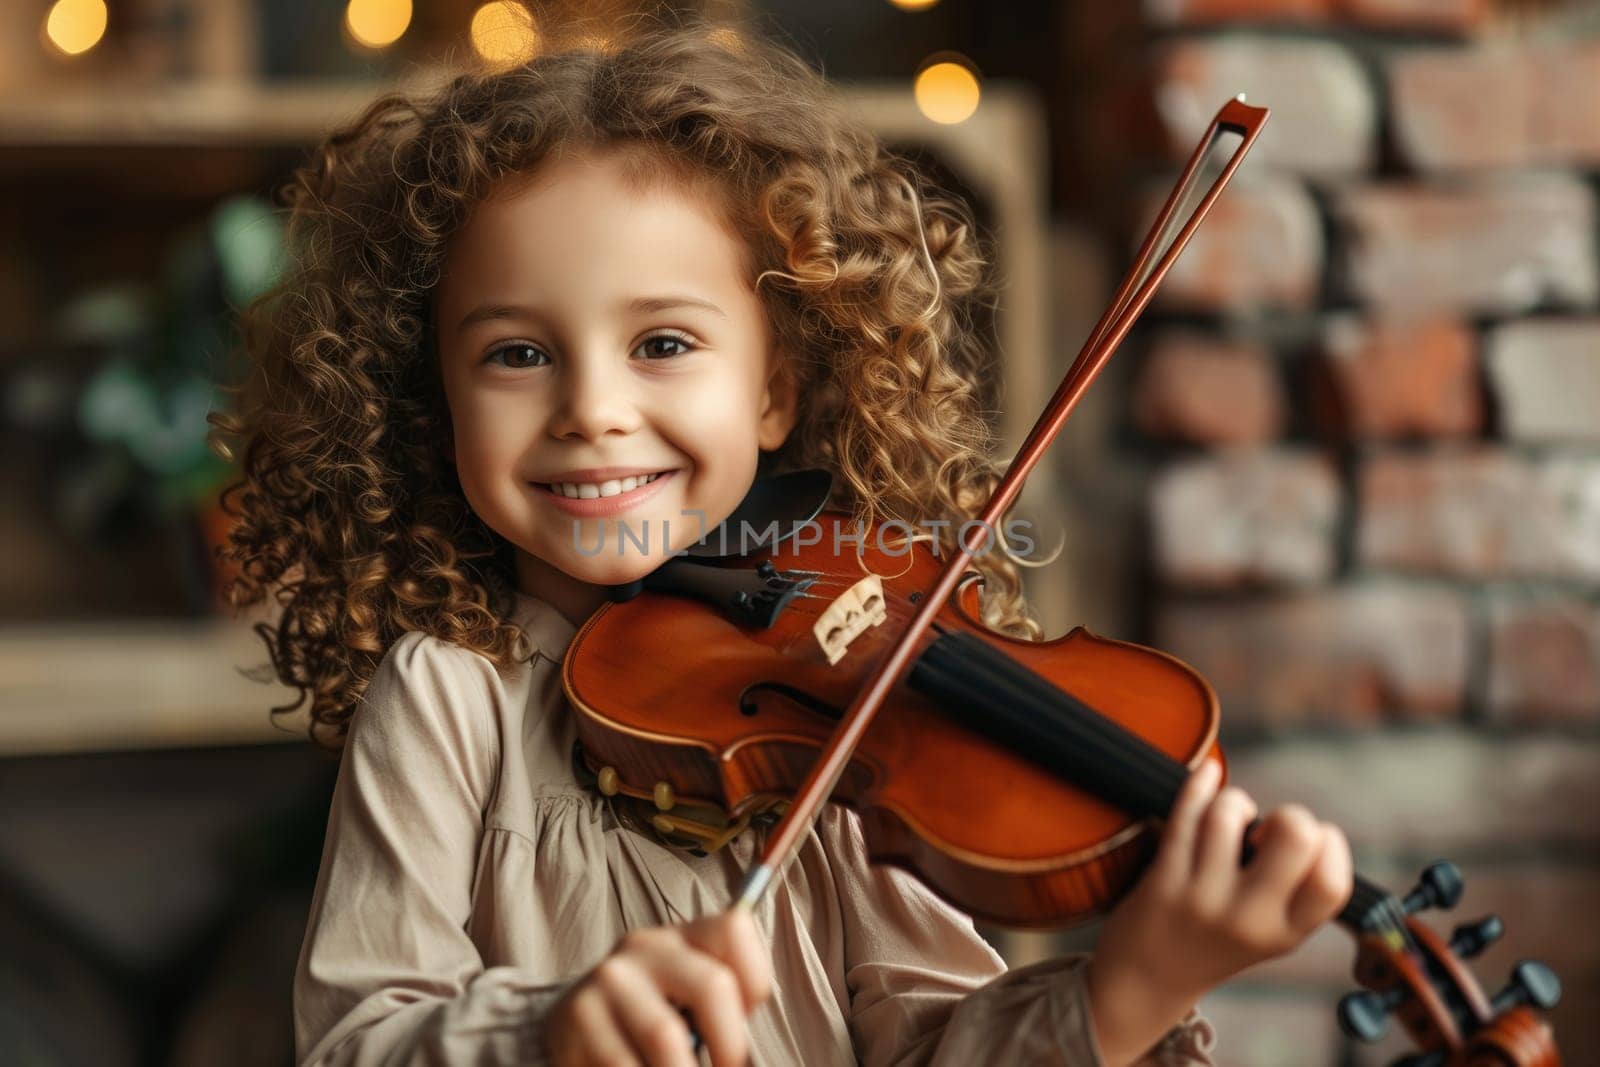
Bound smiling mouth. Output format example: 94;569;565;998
533;471;673;500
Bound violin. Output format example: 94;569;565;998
561;98;1564;1066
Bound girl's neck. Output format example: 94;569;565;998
515;552;611;629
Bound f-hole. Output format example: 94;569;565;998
738;681;843;721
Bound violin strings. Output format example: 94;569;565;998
1343;873;1419;955
1340;877;1425;987
722;561;968;637
1384;894;1422;956
773;582;929;632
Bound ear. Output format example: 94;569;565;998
757;351;800;452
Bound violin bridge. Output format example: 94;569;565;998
812;575;887;665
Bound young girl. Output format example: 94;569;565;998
213;21;1350;1067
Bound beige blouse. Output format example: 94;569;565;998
293;591;1218;1066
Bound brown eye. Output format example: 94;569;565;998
636;333;694;360
486;343;547;369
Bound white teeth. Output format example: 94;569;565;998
548;471;665;499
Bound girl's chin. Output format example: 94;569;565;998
529;539;688;586
560;555;676;586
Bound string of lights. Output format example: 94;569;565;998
37;0;982;126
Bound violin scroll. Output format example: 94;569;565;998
1337;861;1561;1067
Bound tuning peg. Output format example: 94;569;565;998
1448;915;1504;960
1490;960;1562;1015
1401;860;1463;915
757;560;777;580
1337;986;1405;1041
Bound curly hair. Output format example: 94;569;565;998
209;19;1042;751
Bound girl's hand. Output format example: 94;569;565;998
545;909;771;1067
1086;760;1352;1067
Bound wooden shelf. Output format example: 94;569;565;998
0;614;306;756
0;76;444;147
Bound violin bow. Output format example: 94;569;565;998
733;95;1269;911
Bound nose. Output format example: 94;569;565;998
546;354;642;441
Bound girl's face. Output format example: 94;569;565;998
435;147;797;623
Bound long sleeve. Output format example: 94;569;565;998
824;807;1217;1067
293;631;566;1066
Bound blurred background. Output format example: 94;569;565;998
1;0;1597;1064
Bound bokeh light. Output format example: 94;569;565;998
470;1;541;66
886;0;941;10
914;58;981;125
345;0;412;49
43;0;107;57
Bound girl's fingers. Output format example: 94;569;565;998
565;985;643;1067
575;914;769;1067
1150;759;1222;888
643;946;751;1067
1285;823;1353;934
593;956;699;1067
684;910;773;1010
1234;805;1323;924
1190;784;1258;908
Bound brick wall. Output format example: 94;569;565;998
1113;1;1599;1062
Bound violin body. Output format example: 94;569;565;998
564;511;1224;928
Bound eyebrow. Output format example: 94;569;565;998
454;294;728;333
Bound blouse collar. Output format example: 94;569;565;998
510;590;580;663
